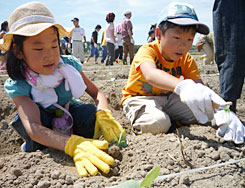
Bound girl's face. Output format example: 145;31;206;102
156;26;195;62
22;27;60;75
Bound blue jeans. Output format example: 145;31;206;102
11;103;97;152
101;46;107;63
88;45;99;58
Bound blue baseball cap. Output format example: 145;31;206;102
157;2;209;35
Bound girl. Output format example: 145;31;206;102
105;12;116;66
1;2;123;177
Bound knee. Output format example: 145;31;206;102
133;113;171;135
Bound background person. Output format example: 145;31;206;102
114;23;123;63
147;29;155;43
121;10;134;65
100;28;107;64
86;24;101;64
213;0;245;113
0;21;9;70
195;32;215;65
105;12;116;66
69;17;87;63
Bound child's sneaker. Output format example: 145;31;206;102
115;59;119;64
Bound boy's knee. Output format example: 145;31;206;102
133;114;171;135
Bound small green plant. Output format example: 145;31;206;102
117;130;128;148
111;130;128;148
111;166;160;188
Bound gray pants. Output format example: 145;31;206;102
123;94;197;134
106;42;115;65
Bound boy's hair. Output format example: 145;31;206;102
7;26;60;80
158;21;196;35
95;25;101;30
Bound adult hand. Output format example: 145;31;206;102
84;42;88;49
130;37;135;44
174;79;231;124
195;38;204;52
94;109;124;142
65;135;114;176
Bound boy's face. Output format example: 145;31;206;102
156;26;195;62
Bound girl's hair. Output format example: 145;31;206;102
106;13;115;23
1;21;8;32
158;21;196;35
6;26;60;80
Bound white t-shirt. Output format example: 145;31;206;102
115;33;123;46
105;23;114;44
72;27;85;41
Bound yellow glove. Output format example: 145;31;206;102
65;134;114;176
94;109;124;142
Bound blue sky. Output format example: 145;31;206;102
0;0;214;45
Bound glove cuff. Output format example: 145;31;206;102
96;109;112;117
174;79;195;95
65;134;85;157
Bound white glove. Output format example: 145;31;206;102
216;111;245;144
84;42;88;49
174;79;231;124
115;43;119;49
130;37;135;44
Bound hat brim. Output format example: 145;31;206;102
0;23;69;51
167;18;209;35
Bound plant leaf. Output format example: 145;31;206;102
140;166;160;188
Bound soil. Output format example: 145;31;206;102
0;56;245;188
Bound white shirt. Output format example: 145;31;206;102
105;23;115;44
72;27;85;41
115;33;123;46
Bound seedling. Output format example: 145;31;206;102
117;130;128;148
111;166;160;188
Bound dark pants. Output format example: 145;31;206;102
10;103;97;152
115;46;123;60
106;42;115;65
213;0;245;102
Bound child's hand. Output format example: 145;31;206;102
174;79;231;124
94;109;124;143
216;111;245;144
65;135;114;176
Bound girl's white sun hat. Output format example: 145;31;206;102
0;1;69;51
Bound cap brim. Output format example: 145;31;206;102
168;18;209;35
0;23;69;51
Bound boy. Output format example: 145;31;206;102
85;24;101;64
122;2;230;135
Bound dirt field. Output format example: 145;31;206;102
0;56;245;188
